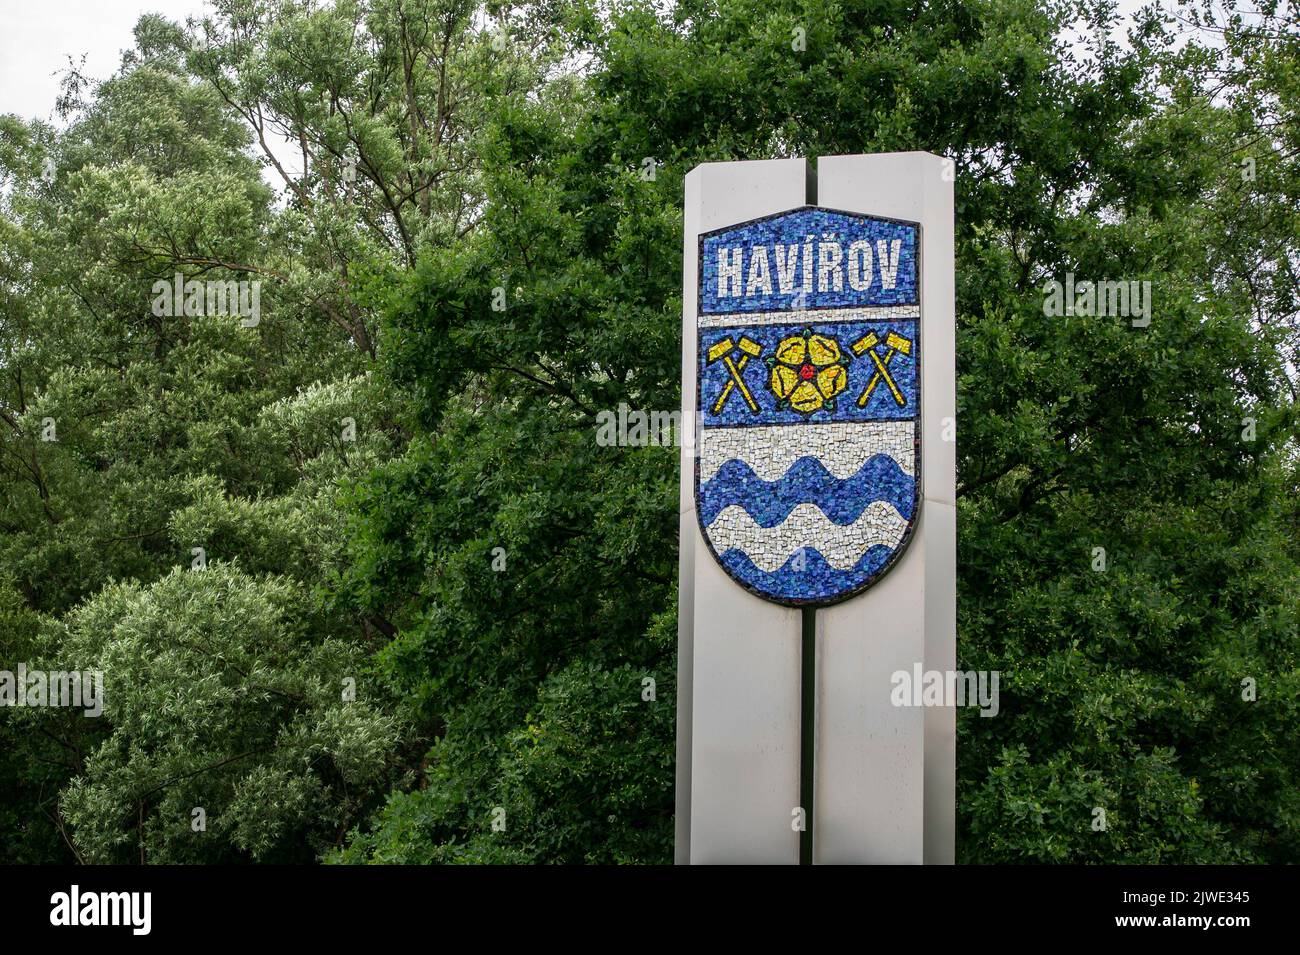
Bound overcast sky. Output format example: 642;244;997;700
0;0;212;124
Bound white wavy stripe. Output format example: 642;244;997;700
698;305;919;328
699;421;914;483
706;501;908;572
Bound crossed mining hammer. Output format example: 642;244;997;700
850;330;912;408
707;335;763;413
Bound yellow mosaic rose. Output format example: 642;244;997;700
766;329;850;415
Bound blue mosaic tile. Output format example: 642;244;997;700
693;207;922;606
700;208;918;315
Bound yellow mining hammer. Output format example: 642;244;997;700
708;335;763;414
850;330;912;408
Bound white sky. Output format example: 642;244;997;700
0;1;213;124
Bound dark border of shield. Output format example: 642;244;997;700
693;204;923;609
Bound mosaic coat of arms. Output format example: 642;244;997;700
695;207;921;606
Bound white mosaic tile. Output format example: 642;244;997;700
698;421;915;483
707;501;909;572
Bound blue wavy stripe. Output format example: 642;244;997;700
719;545;896;603
700;454;915;528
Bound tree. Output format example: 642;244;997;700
0;13;402;862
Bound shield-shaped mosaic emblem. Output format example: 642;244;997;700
695;207;921;606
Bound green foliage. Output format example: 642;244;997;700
0;9;405;861
50;563;397;863
338;652;676;863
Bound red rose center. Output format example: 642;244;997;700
798;363;816;381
